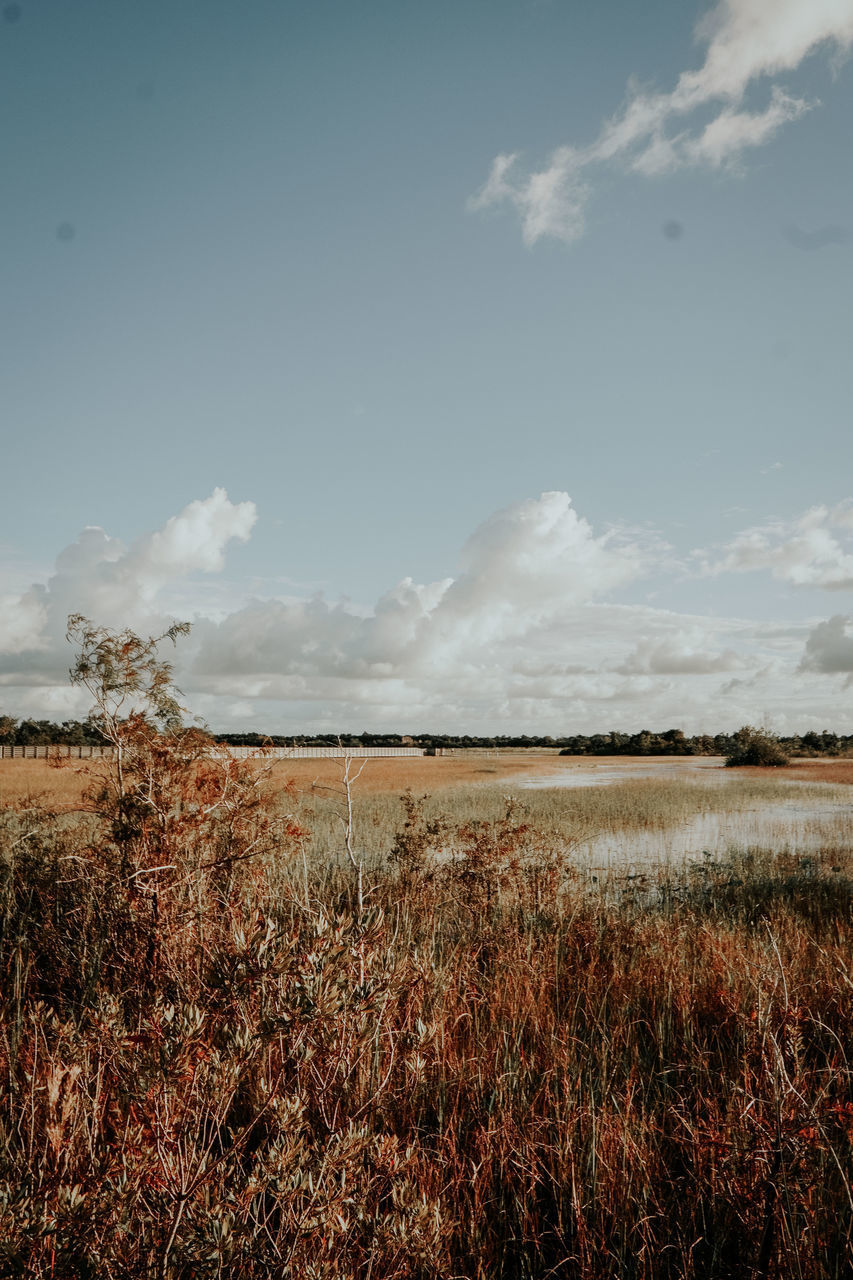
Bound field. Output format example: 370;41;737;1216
4;747;853;804
0;749;574;809
1;748;851;1277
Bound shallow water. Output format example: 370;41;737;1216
521;756;730;789
518;758;853;871
577;796;853;873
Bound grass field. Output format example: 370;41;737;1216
1;749;851;1276
0;750;566;809
4;753;851;876
3;748;852;805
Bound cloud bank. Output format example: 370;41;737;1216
2;489;853;732
0;489;256;679
799;614;853;684
470;0;853;244
707;501;853;588
189;492;657;692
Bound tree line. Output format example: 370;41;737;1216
2;716;851;757
0;716;107;746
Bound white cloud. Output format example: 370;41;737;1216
0;490;256;686
0;591;46;655
708;501;853;588
192;492;657;692
471;0;853;244
131;488;256;588
5;487;853;733
799;614;853;682
617;631;744;675
469;149;590;247
679;86;810;167
431;491;650;643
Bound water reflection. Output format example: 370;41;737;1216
578;795;853;874
520;757;852;871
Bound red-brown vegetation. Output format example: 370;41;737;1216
0;622;849;1277
1;783;851;1276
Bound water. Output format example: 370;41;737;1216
521;757;730;789
519;758;853;872
578;796;853;875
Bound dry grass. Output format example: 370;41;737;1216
291;771;852;878
270;751;585;794
0;752;579;808
0;751;749;809
0;757;92;808
5;754;850;869
782;759;853;785
10;749;849;807
1;771;851;1277
7;614;847;1275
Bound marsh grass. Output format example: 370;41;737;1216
0;752;571;811
290;774;852;872
0;768;851;1277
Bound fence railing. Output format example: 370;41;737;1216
0;744;115;759
0;744;426;760
216;746;425;759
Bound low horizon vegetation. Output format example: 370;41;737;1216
0;618;850;1277
724;727;791;769
3;712;853;760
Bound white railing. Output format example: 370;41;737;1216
0;744;115;759
0;743;425;760
217;745;425;759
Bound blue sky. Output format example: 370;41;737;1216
2;0;853;734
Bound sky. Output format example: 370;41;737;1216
2;0;853;736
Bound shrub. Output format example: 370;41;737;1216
725;725;790;767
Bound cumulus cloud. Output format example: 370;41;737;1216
5;487;853;733
617;631;744;675
429;492;651;646
0;489;256;691
470;0;853;244
192;492;656;688
1;490;660;722
180;493;844;729
189;599;769;732
131;489;256;586
0;591;46;655
799;614;853;682
707;501;853;588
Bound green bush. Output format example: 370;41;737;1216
725;725;790;767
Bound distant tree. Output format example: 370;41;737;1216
724;725;790;768
16;719;56;746
662;728;693;755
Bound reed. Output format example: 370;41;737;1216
289;774;851;870
0;772;850;1277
